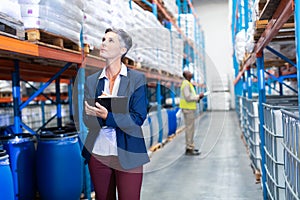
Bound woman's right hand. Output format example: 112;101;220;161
85;101;108;120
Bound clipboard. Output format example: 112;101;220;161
95;96;128;113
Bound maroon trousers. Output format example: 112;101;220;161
88;155;143;200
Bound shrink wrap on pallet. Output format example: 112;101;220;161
82;0;112;49
127;2;181;74
174;14;195;42
246;21;255;53
0;0;22;22
234;29;246;64
19;0;83;45
163;0;178;16
171;30;184;76
0;0;23;36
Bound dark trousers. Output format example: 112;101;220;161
88;154;143;200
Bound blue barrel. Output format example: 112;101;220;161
167;109;178;136
0;150;15;200
36;132;83;200
0;133;36;200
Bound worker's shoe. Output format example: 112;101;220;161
185;149;201;156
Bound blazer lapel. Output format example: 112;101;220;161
95;78;105;98
117;72;130;97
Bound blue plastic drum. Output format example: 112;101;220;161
0;133;36;200
167;109;178;136
0;150;14;200
36;132;83;200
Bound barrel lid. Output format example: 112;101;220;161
39;126;77;134
0;133;34;141
0;149;7;157
38;132;78;139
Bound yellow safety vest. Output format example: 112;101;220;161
179;80;197;110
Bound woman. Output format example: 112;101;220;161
82;28;150;200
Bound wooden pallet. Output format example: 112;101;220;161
149;143;162;152
122;57;136;67
26;29;80;52
82;44;101;55
0;22;25;39
250;163;262;184
167;133;176;142
150;68;161;74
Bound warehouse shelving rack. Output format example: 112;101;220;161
232;0;300;199
0;33;183;200
130;0;207;124
0;1;206;199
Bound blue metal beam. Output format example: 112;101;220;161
12;60;22;133
250;73;280;94
244;0;249;30
129;0;132;9
231;0;238;45
242;75;247;97
76;67;91;200
265;46;297;68
237;0;243;32
247;68;252;98
257;53;267;200
170;82;176;108
177;0;181;28
156;81;163;143
141;0;152;8
68;80;73;120
21;79;55;104
21;122;35;134
152;1;158;18
183;0;188;14
20;62;72;110
56;78;62;128
36;114;57;133
264;71;298;93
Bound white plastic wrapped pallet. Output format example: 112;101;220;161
110;1;134;30
175;14;195;42
0;0;22;22
0;0;23;34
82;0;112;49
19;0;83;45
246;21;255;53
129;5;159;68
234;29;246;64
127;4;150;65
171;30;184;76
129;3;177;73
163;0;178;17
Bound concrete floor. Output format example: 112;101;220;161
141;111;263;200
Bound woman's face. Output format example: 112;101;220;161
100;32;125;60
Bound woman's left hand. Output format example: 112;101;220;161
85;101;108;120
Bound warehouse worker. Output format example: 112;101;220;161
82;28;149;200
179;70;204;156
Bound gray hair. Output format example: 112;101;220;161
105;28;132;59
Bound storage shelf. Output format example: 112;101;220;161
0;34;182;84
234;0;295;84
0;94;69;104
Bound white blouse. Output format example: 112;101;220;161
92;64;127;156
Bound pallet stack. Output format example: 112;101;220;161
0;0;24;39
19;0;83;50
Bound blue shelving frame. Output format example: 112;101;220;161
232;0;300;199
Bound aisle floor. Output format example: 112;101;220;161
141;111;262;200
